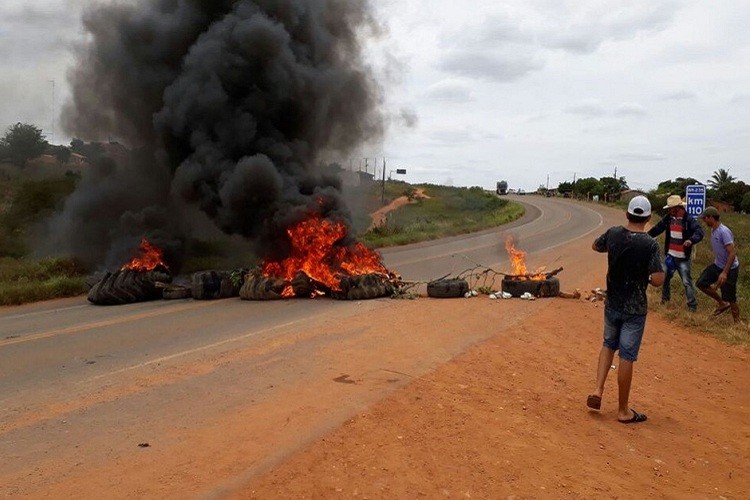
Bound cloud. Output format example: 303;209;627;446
439;50;544;82
539;1;680;54
614;102;647;117
612;152;667;162
660;90;696;101
425;80;474;102
565;100;607;117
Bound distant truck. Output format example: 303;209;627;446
496;180;508;195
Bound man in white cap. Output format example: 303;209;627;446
587;196;664;424
648;194;704;311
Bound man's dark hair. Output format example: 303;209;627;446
627;213;651;224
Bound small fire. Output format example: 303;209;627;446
262;212;392;296
121;238;169;272
504;236;545;280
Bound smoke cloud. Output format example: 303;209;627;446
50;0;384;269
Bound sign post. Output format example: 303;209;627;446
685;185;706;216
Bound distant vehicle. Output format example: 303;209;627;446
517;189;526;195
496;180;508;195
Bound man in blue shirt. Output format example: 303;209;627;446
696;207;741;323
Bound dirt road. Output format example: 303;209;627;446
1;200;748;498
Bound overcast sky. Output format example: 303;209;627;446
2;1;749;191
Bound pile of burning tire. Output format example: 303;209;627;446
239;270;394;301
88;268;394;305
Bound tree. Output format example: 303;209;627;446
707;168;736;201
656;177;701;195
741;191;750;213
724;181;750;211
0;123;48;167
50;145;72;165
557;181;574;195
70;138;105;163
573;177;602;199
600;176;628;200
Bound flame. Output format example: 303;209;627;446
262;212;392;295
504;236;545;280
121;238;169;272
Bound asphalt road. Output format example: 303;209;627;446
0;195;604;496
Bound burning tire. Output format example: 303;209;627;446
501;277;560;298
88;270;171;305
240;272;287;300
330;274;394;300
192;271;240;300
162;285;192;300
426;278;469;299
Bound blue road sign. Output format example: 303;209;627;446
685;185;706;216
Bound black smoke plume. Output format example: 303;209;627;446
50;0;383;270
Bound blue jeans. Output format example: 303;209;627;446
663;257;697;310
603;307;647;362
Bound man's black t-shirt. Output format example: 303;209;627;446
594;226;663;316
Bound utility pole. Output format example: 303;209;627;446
381;158;386;205
613;166;617;178
546;174;550;191
48;79;56;144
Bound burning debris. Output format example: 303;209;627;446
89;214;401;305
425;237;566;300
88;239;172;305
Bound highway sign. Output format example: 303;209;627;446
685;185;706;216
396;169;407;175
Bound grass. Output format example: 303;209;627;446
361;183;525;247
0;257;88;306
647;212;749;347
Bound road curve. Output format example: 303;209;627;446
0;195;604;497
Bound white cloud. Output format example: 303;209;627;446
425;80;475;102
565;100;607;117
614;103;648;117
439;50;544;82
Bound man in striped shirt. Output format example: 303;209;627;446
648;195;704;311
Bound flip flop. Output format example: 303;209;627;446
618;409;647;424
586;394;601;410
713;304;731;316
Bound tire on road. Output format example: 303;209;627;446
501;277;560;298
162;285;192;300
88;270;171;305
192;271;240;300
239;272;287;300
426;278;469;298
331;274;393;300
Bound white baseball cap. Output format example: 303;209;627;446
627;195;651;217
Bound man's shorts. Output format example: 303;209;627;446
603;307;647;362
697;264;739;302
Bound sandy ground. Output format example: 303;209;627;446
368;189;428;230
237;236;750;498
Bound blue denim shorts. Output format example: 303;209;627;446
603;307;647;362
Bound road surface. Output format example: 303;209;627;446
0;195;604;497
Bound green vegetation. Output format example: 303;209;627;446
648;212;749;347
0;175;79;257
361;183;524;247
0;122;48;167
0;257;87;305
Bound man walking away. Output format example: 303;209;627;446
587;196;664;423
696;207;741;323
648;195;704;311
